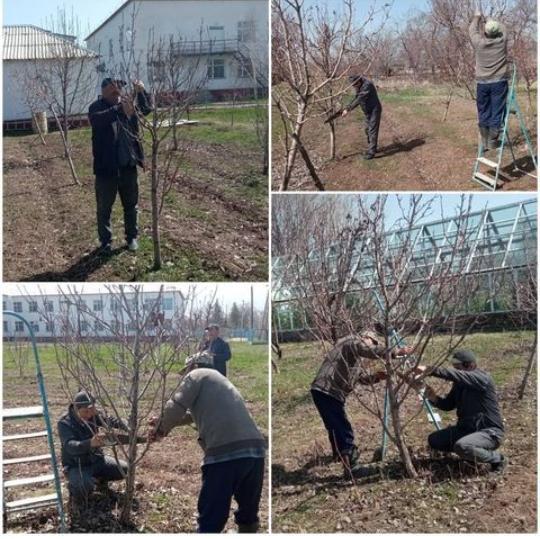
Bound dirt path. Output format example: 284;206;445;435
3;132;268;282
272;91;537;191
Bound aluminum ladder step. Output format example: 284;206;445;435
477;157;499;169
3;430;48;442
473;172;503;189
5;493;59;513
4;474;55;488
4;453;52;465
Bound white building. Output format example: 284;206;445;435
3;25;99;128
3;290;183;340
85;0;268;101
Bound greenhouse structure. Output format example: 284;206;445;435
272;198;537;334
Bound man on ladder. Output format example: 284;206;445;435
469;9;509;152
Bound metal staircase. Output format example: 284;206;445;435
2;311;65;531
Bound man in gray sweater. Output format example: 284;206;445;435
416;349;506;472
148;354;266;533
469;10;509;150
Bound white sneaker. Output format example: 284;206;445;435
127;239;139;251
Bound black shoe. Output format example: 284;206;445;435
99;242;112;255
238;520;259;533
349;446;360;467
490;455;507;474
350;463;379;478
364;153;375;160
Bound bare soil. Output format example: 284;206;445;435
272;87;537;191
3;130;267;282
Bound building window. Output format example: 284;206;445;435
3;321;8;332
29;301;38;312
15;321;24;332
30;322;39;332
109;38;113;58
208;58;225;79
238;20;255;42
80;321;89;332
13;302;22;313
46;322;55;333
238;60;252;79
45;301;54;312
163;297;173;311
2;301;6;310
94;320;104;332
93;300;103;312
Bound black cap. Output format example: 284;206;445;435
349;75;363;84
73;391;95;408
205;324;219;331
451;349;477;365
101;77;127;89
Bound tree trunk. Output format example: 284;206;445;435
151;143;162;270
293;133;325;191
518;335;537;400
50;106;80;185
329;122;336;159
280;103;307;191
387;381;417;478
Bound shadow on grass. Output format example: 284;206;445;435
21;246;124;282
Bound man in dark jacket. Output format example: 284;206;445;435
342;75;383;160
417;349;506;472
57;391;128;504
88;78;152;253
310;331;412;471
199;324;232;377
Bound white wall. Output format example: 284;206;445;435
3;292;182;338
3;58;100;123
85;0;268;93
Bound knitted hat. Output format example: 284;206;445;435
451;349;477;366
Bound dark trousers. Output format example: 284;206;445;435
428;426;503;465
197;457;264;533
95;166;139;245
364;106;382;154
476;80;508;129
311;389;355;458
66;456;127;501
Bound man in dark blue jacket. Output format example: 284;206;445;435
199;324;232;377
88;78;152;253
57;391;128;505
416;349;506;472
341;75;383;160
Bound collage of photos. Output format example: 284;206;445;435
1;0;538;535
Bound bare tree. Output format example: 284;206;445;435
273;194;499;478
25;8;99;184
36;284;198;524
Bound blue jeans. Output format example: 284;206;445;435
197;457;264;533
476;80;508;129
311;389;356;458
66;456;127;501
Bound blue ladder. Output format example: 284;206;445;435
371;293;442;460
472;64;537;191
2;311;66;532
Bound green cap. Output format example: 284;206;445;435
451;349;477;366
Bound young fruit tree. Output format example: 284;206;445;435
274;194;499;478
272;0;392;190
18;9;99;185
36;284;200;524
